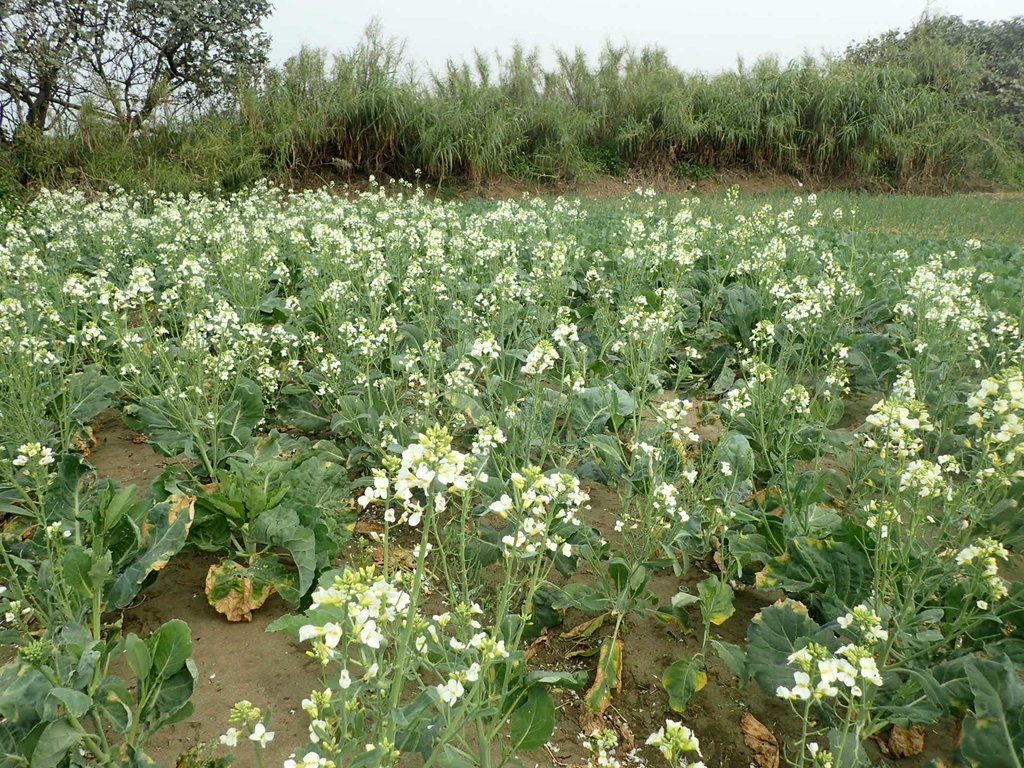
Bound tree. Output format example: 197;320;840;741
0;2;97;134
845;14;1024;126
0;0;271;136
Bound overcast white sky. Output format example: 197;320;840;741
265;1;1022;77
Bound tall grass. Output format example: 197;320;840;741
2;20;1022;199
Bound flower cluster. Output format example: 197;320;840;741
860;370;933;459
898;455;959;499
490;467;587;558
10;441;54;468
954;538;1009;604
655;398;700;449
219;700;274;749
300;567;413;658
580;728;624;768
357;427;481;522
645;720;705;767
522;339;559;375
966;367;1024;485
776;639;884;702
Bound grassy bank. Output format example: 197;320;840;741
2;19;1023;202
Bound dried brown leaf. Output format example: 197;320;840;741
875;725;925;759
524;631;550;662
205;561;275;622
578;705;606;736
741;712;779;768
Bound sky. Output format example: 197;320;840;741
264;0;1021;77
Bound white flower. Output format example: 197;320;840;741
249;722;274;747
219;727;241;747
322;623;342;649
437;678;465;706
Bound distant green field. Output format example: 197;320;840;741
572;188;1024;245
700;189;1024;245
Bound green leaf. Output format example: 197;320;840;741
63;366;119;425
711;640;747;683
123;399;194;458
124;634;152;680
697;574;735;626
581;434;628;481
95;677;134;734
550;582;610;613
756;536;872;618
510;686;556;751
524;670;589;690
671;591;700;608
827;727;871;768
717;431;754;482
30;720;81;768
218;377;265;450
61;545;99;599
107;494;194;610
746;600;830;696
252;505;317;600
662;654;707;712
140;660;196;734
720;283;760;344
43;689;91;719
572;383;635;435
277;389;332;432
0;664;50;723
147;619;193;680
961;656;1024;768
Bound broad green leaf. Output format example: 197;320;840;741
581;434;628;481
755;536;872;619
147;620;193;680
107;494;194;610
217;377;265;450
717;431;754;482
30;720;81;768
711;640;747;683
524;670;589;689
62;366;119;425
720;283;760;344
510;686;556;751
43;689;91;719
145;660;197;733
550;582;610;613
572;384;635;435
961;657;1024;768
662;654;707;712
746;600;830;696
95;677;134;734
671;591;700;609
277;389;332;432
697;574;735;626
124;634;152;680
123;399;194;458
252;505;317;600
437;744;477;768
61;545;98;599
827;727;871;768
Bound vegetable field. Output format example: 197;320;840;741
1;184;1023;768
